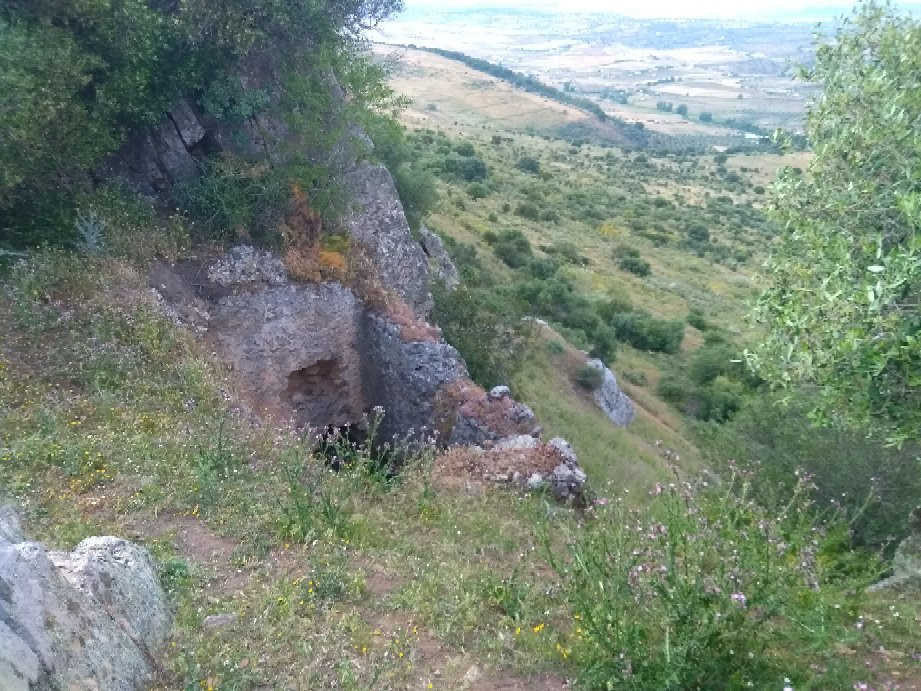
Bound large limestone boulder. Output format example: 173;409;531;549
586;358;635;427
0;507;171;691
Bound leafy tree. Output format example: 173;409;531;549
750;2;921;444
0;0;403;245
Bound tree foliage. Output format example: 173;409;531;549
750;2;921;444
0;0;403;244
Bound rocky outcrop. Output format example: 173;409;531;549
443;382;539;446
339;163;434;314
419;224;459;291
359;313;467;441
104;99;433;317
0;506;171;691
586;358;635;427
97;99;209;197
151;249;522;445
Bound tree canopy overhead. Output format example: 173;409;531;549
750;1;921;444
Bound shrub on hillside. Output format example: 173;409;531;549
491;229;533;268
618;255;651;277
544;241;587;266
574;364;604;391
441;153;488;182
686;308;709;331
551;471;878;690
431;283;530;388
514;202;541;221
700;395;921;551
516;156;541;174
466;182;489;199
658;373;744;422
515;275;617;362
539;208;560;223
391;163;437;230
611;311;683;354
454;141;476;157
656;340;757;422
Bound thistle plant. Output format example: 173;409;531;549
549;467;882;689
74;210;107;254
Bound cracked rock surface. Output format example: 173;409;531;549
0;506;170;691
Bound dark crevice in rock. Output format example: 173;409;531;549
283;359;356;429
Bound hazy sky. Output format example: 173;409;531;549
402;0;916;19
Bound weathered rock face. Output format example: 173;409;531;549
210;282;367;428
359;313;466;441
418;224;459;292
97;99;209;197
586;358;636;427
152;250;511;444
339;163;434;314
0;506;170;691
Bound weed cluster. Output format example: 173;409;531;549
550;470;885;689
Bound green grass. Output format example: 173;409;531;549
0;252;576;689
510;331;698;491
1;217;918;691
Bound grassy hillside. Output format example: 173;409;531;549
1;252;917;689
377;47;809;481
2;13;920;689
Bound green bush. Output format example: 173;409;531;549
391;163;438;230
432;283;530;388
466;182;489;199
514;202;541;221
700;394;921;551
516;155;541;174
491;229;533;268
574;364;604;391
686;308;709;331
1;0;402;245
174;156;292;243
539;208;560;223
551;472;877;690
544;241;587;266
515;275;617;362
441;153;488;182
454;141;476;156
618;255;651;277
656;340;756;422
612;311;683;354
